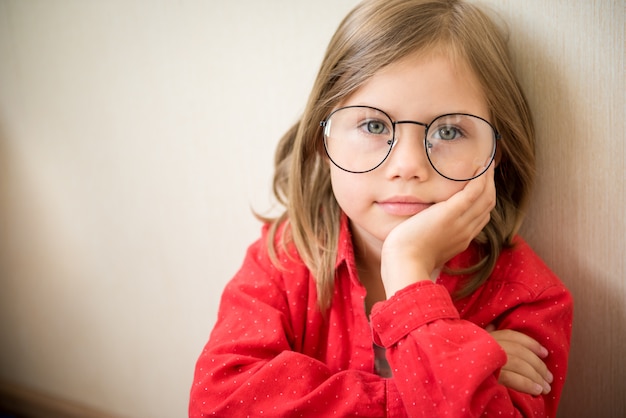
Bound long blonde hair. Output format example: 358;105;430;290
259;0;535;312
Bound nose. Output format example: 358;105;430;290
384;122;432;180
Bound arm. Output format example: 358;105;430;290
375;165;572;416
189;242;396;418
495;281;573;414
370;280;572;417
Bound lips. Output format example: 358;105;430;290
376;197;432;216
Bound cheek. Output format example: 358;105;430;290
329;167;371;211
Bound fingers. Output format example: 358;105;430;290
486;327;554;396
490;329;549;358
447;164;495;211
468;166;495;236
444;164;495;244
497;339;553;395
498;368;550;396
449;165;495;226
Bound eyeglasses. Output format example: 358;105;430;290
320;106;500;181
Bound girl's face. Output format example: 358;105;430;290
329;52;491;254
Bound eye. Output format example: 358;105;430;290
433;125;461;140
360;119;389;135
368;120;386;134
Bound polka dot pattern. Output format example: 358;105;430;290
189;218;573;417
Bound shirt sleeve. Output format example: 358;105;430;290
189;240;398;418
370;279;573;417
190;232;573;417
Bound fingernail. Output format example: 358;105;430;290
539;346;549;357
543;381;552;394
533;384;544;395
546;370;554;383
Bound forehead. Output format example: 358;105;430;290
340;52;489;121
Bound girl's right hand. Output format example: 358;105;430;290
485;325;554;396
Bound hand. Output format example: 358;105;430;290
486;324;553;396
380;165;496;297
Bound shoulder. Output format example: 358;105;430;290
470;236;573;321
451;236;573;328
227;220;312;298
489;236;566;298
446;235;571;307
448;236;568;299
243;220;304;270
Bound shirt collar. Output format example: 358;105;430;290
335;212;361;284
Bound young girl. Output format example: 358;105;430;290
190;0;573;416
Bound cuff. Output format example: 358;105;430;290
370;281;459;348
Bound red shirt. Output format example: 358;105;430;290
190;216;572;417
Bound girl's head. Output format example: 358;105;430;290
267;0;535;310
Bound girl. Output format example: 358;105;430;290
190;0;573;416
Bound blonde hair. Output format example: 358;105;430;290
259;0;535;312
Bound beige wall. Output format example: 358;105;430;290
0;1;623;417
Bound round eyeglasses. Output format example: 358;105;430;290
320;106;500;181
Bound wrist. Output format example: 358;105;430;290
380;255;434;298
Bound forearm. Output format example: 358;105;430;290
190;349;395;417
371;281;554;417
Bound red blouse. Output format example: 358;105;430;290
190;216;572;417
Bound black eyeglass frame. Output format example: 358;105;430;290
320;105;501;181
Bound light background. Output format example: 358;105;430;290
0;1;624;417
